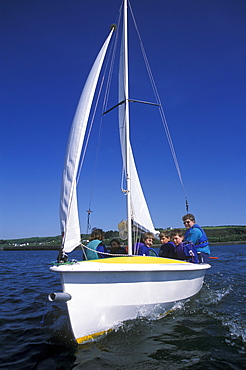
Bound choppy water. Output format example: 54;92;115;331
0;245;245;369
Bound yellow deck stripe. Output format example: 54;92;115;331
84;256;187;265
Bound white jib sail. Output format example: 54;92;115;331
60;29;114;253
118;30;157;236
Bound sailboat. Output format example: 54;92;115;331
49;0;210;344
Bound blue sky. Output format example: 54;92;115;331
1;0;246;240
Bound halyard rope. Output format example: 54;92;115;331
81;243;133;259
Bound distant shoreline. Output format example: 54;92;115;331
0;245;60;251
1;241;246;251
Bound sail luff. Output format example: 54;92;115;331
60;29;114;253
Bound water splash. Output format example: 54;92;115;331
223;315;246;345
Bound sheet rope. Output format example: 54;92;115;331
81;243;132;259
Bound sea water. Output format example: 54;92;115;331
0;245;245;369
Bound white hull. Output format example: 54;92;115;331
50;256;210;344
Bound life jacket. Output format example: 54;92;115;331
133;242;144;255
184;223;210;252
149;248;158;257
159;241;177;259
176;241;199;264
85;239;102;260
133;242;157;256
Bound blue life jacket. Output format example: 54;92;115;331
85;239;103;260
185;223;210;253
133;242;144;255
159;241;177;259
176;241;199;263
133;242;157;256
149;248;158;256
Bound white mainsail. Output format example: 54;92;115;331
60;29;114;253
118;9;157;238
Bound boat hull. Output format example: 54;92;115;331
50;256;210;344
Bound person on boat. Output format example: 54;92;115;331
83;228;108;260
158;231;177;259
133;232;158;256
171;228;199;263
109;239;127;255
182;213;210;263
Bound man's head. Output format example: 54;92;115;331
182;213;195;229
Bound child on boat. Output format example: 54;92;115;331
83;228;109;260
171;228;199;263
109;239;127;255
158;230;177;259
133;232;158;256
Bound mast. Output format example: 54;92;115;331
123;0;132;255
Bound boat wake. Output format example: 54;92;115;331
186;281;246;346
222;315;246;344
202;282;233;305
111;300;189;336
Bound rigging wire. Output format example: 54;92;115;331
76;0;190;236
129;0;189;212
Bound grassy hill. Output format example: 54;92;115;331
1;226;246;250
203;226;246;244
